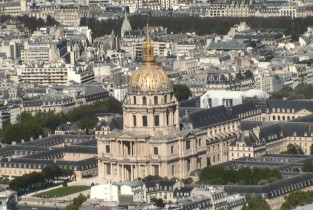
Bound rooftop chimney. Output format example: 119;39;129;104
253;126;261;139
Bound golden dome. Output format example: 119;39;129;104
130;65;172;92
129;24;172;93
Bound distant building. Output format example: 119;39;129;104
200;89;269;109
121;12;132;38
0;190;17;210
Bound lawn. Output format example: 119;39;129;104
34;185;90;198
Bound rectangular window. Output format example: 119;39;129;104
106;145;110;153
197;158;201;168
154;165;159;176
171;146;174;154
186;141;191;150
106;164;111;175
154;147;158;155
133;115;136;126
154;115;159;126
198;139;201;146
187;159;191;171
172;165;175;176
142;116;147;127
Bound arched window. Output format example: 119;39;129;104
133;96;136;105
278;116;281;121
273;116;276;121
143;96;147;105
154;96;158;105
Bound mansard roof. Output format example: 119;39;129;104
267;99;313;113
181;106;237;129
229;102;259;117
179;96;201;108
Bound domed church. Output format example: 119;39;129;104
97;26;209;182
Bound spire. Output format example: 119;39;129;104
143;24;155;65
146;24;150;43
124;9;128;21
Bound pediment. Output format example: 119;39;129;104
115;132;137;139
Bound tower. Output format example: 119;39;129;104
121;11;132;38
98;26;187;182
123;24;179;136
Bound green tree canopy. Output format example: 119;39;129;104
241;196;271;210
271;84;313;100
0;97;122;144
281;191;313;210
302;160;313;172
65;193;88;210
151;198;165;208
199;165;282;185
281;144;304;155
173;84;192;102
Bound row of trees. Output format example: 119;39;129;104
139;175;193;184
0;97;122;144
199;165;282;185
0;15;59;32
271;84;313;100
9;165;74;194
80;16;313;40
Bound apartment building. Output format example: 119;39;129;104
17;62;74;85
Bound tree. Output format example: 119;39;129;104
310;144;313;155
65;193;87;210
281;191;313;210
302;160;313;172
151;198;165;208
173;84;192;102
182;177;193;184
271;85;292;99
241;196;270;210
42;165;62;182
288;84;313;100
79;116;97;134
281;144;304;155
199;166;282;185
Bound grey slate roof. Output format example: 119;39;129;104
181;106;237;129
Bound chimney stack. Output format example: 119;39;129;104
253;126;261;139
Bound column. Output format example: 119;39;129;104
122;164;124;180
131;165;133;180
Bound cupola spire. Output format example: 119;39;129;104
143;24;155;65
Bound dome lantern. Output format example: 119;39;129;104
129;24;172;93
